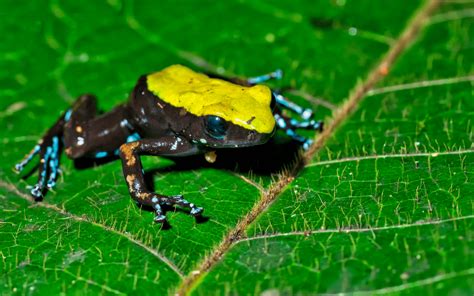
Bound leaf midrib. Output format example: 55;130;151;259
176;0;443;294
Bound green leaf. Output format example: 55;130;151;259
1;1;472;295
194;1;474;295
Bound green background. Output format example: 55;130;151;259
0;0;472;295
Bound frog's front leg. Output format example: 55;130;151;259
119;137;203;223
274;111;323;150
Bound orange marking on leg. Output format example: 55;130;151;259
138;192;151;200
120;142;140;166
126;174;136;188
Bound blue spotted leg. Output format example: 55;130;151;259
15;114;66;199
15;94;132;199
274;112;323;150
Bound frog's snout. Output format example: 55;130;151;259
247;130;258;142
246;127;274;145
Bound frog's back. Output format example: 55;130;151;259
146;64;274;133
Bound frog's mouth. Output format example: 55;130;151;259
197;114;275;149
208;126;275;149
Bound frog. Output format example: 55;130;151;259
15;65;323;224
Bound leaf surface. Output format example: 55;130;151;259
0;1;472;295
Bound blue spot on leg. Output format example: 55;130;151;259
274;114;287;129
126;132;141;143
64;109;72;122
274;92;313;120
94;151;109;158
47;137;60;189
31;145;53;198
96;132;141;159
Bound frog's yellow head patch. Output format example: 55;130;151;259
146;64;275;134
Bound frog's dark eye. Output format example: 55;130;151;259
205;115;228;140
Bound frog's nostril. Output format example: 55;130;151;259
248;130;257;140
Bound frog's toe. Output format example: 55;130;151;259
30;184;43;199
301;109;313;120
154;214;167;223
47;179;56;189
166;195;204;217
273;69;283;80
15;144;41;173
152;202;167;223
146;194;204;222
14;164;22;172
302;139;313;151
316;120;324;132
190;206;204;216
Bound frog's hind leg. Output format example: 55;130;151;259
15;105;72;198
15;135;62;198
62;94;99;159
63;96;133;161
15;94;98;199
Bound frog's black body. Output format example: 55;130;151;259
15;67;322;224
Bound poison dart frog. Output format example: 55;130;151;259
15;65;323;224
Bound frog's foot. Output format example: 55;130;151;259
285;129;313;151
15;135;61;199
287;118;323;131
14;145;41;173
149;194;203;223
274;113;324;151
247;69;283;84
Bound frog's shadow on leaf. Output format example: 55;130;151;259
145;139;301;176
72;138;299;229
74;137;300;175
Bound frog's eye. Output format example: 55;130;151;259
205;115;228;140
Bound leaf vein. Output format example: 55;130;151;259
176;0;443;294
306;149;474;167
239;215;474;242
367;75;474;96
349;268;474;295
0;180;185;278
